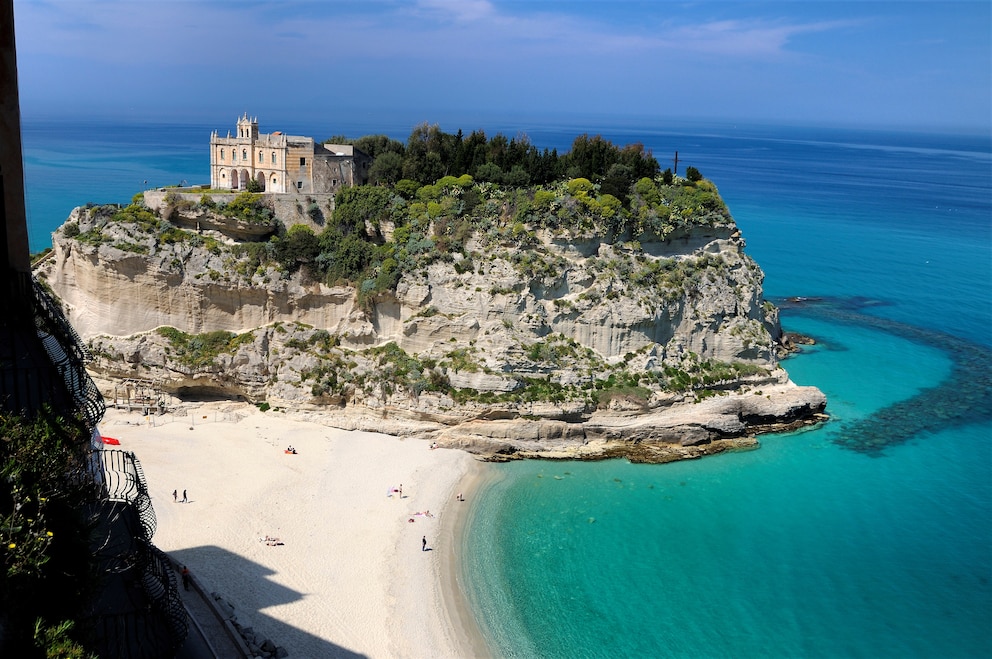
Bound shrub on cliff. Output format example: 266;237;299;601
275;225;320;270
155;327;254;371
333;186;395;233
220;192;274;225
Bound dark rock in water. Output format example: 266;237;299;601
783;332;816;346
776;296;992;456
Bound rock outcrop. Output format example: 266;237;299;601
36;183;827;462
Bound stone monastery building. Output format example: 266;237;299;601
209;114;371;194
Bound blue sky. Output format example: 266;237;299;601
11;0;992;133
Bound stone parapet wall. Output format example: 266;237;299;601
143;189;335;234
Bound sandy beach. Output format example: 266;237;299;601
98;403;488;658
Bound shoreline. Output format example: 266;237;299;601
439;461;495;659
99;402;491;658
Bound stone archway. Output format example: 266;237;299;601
256;171;266;192
239;169;249;189
270;173;279;192
230;168;239;190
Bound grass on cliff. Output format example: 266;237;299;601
286;333;765;407
155;327;255;371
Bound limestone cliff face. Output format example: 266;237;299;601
36;194;826;460
42;209;773;365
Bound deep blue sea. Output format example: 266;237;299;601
21;117;992;658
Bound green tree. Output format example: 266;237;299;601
600;163;634;204
352;134;405;160
475;162;503;184
276;225;320;270
369;151;404;185
394;179;421;199
504;165;531;187
333;186;395;234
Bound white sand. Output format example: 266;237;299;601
99;403;488;658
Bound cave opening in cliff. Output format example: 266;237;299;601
174;385;244;402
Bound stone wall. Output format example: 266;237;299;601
143;189;335;234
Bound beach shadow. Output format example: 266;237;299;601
171;545;367;658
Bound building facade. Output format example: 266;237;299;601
209;115;371;194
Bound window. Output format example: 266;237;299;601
259;151;263;162
220;148;225;160
297;181;303;189
300;157;306;166
272;151;276;164
243;149;248;160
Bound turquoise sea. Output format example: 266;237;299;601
21;118;992;658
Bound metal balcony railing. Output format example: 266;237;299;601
95;450;157;539
31;277;105;429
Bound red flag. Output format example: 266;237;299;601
101;436;121;445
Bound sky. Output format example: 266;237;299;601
9;0;992;134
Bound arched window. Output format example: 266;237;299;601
272;151;276;164
242;149;247;160
259;150;264;162
220;148;225;160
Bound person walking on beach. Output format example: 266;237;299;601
181;566;190;591
422;536;427;551
182;489;187;503
173;489;177;503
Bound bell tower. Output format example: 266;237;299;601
237;113;258;141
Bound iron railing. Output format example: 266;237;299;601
31;277;105;429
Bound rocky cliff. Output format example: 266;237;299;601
36;179;826;461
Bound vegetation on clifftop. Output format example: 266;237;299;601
235;165;728;308
62;127;731;312
65;126;777;410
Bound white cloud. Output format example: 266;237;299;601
661;18;853;57
412;0;496;23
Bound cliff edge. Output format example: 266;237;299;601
36;173;826;462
